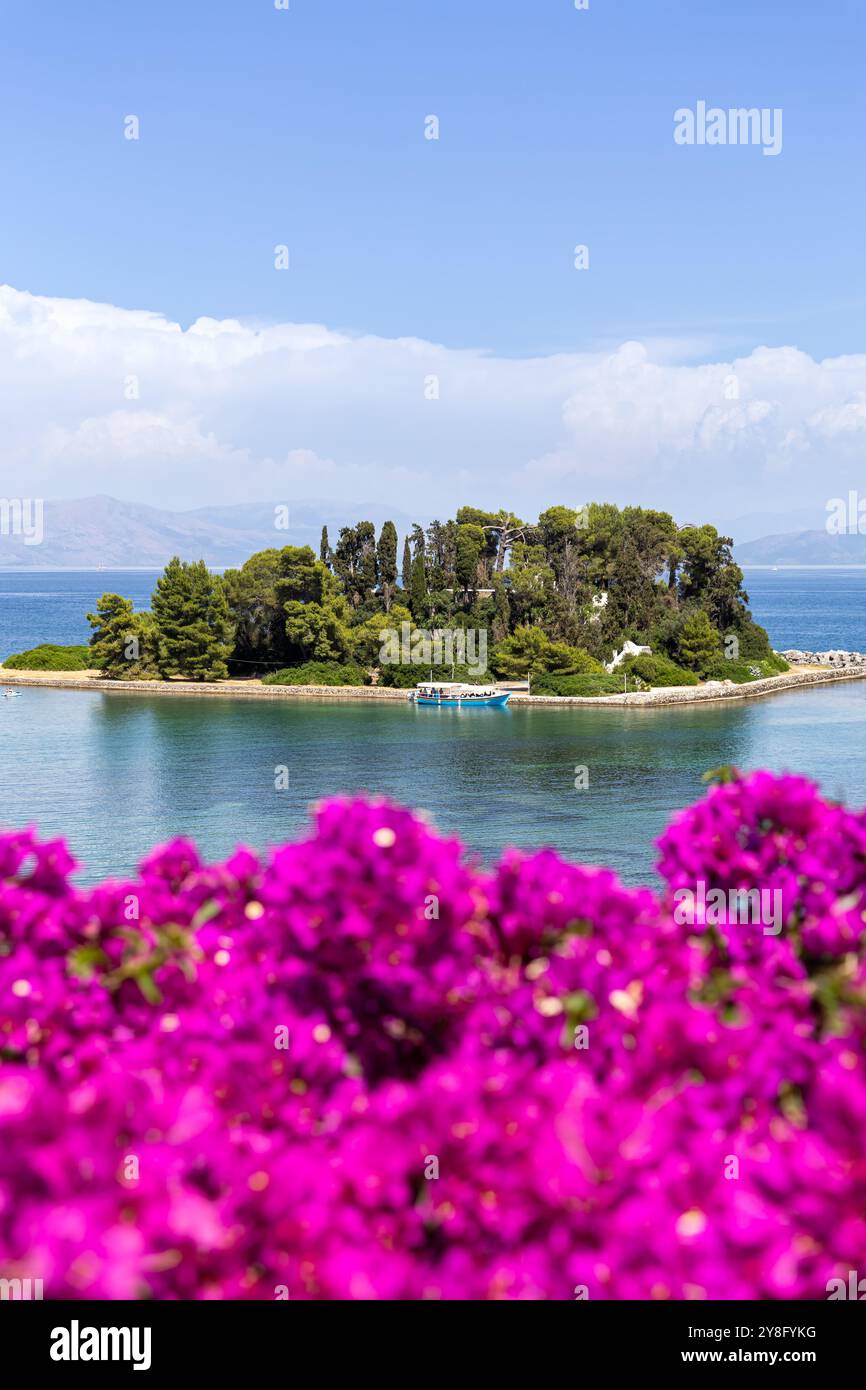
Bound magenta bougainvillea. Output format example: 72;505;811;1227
1;772;866;1300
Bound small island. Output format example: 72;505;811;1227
4;502;859;708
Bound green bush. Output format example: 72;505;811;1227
703;655;789;684
3;644;91;671
623;654;699;687
262;660;367;687
378;662;491;689
531;672;625;697
492;627;603;679
731;618;775;659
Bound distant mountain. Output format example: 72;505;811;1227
735;529;866;566
715;509;827;546
0;496;419;568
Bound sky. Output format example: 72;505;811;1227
1;0;864;526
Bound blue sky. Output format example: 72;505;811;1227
2;0;863;358
1;0;864;522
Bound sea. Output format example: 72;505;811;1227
1;567;865;885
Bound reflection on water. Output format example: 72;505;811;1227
1;681;865;884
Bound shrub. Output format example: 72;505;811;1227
492;627;603;679
2;643;91;671
378;662;490;688
263;660;367;687
531;671;625;696
732;617;775;659
622;653;699;687
703;655;789;684
2;772;866;1299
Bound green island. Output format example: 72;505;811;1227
3;505;788;694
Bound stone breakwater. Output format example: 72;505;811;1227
782;649;866;668
3;664;866;707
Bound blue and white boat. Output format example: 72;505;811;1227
409;681;511;708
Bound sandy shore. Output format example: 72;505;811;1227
2;663;865;708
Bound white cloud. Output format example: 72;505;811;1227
1;283;865;520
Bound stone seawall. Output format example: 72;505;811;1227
3;665;866;707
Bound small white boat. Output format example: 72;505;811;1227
409;681;510;708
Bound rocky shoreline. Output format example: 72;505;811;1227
782;649;866;668
3;662;866;708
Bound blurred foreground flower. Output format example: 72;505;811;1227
1;776;865;1299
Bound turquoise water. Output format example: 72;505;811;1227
2;567;866;885
1;681;864;886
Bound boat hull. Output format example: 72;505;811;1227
414;692;511;708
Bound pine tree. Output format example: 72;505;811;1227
152;558;234;680
87;593;157;680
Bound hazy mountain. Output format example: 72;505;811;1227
715;508;827;546
0;496;419;568
734;529;866;566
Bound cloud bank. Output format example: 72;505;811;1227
1;284;864;521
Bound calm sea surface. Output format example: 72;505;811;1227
1;567;865;884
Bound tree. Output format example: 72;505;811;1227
275;545;328;606
333;523;377;608
455;523;485;593
605;536;660;638
506;543;556;628
152;558;234;680
283;600;352;664
350;603;413;668
87;593;158;680
491;578;511;644
409;552;428;620
320;526;332;567
377;521;398;612
223;549;290;671
401;537;412;591
675;610;721;674
492;626;601;679
455;507;518;575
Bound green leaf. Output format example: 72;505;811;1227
67;945;109;981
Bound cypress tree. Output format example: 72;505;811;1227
377;521;398;589
401;536;412;590
320;525;331;567
409;552;428;620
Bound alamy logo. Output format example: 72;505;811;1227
826;1271;866;1300
379;622;488;676
826;492;866;535
0;497;44;546
673;879;782;936
0;1276;43;1299
674;102;783;156
50;1320;152;1371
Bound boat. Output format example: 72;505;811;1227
409;681;511;708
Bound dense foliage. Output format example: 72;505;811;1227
262;661;367;687
2;644;91;672
81;506;774;689
1;771;865;1299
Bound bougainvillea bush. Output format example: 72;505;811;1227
1;771;866;1300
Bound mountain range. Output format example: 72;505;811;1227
0;495;859;569
733;530;866;566
0;496;417;569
